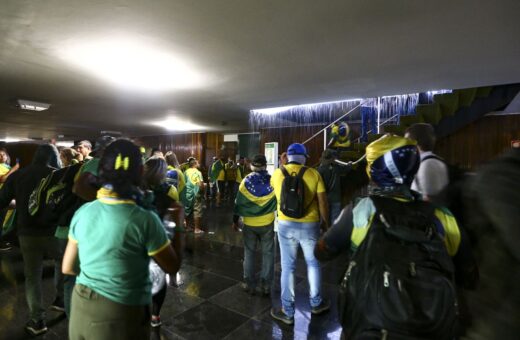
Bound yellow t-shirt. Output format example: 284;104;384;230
271;164;326;223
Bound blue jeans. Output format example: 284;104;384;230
277;220;322;317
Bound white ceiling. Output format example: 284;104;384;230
1;0;519;140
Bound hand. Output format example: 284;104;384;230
320;221;329;233
231;222;240;232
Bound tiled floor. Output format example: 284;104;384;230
0;200;345;339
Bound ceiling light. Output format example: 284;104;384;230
153;117;206;132
18;99;51;111
0;137;31;143
55;141;74;147
251;98;363;115
59;36;209;92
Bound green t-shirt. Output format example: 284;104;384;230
80;158;100;176
69;193;169;306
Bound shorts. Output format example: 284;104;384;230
193;195;203;218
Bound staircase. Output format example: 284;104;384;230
339;84;520;162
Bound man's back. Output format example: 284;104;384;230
271;163;325;223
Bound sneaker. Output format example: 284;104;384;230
50;298;65;312
0;242;12;251
240;282;255;296
270;308;294;325
25;319;48;336
311;299;330;315
150;315;162;328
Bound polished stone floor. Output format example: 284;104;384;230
0;200;346;339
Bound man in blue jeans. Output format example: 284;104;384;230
270;143;330;325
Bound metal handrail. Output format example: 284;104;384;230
302;101;364;145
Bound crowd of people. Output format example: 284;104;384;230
0;121;518;339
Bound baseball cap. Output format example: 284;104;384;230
287;143;309;158
251;154;267;167
92;136;116;153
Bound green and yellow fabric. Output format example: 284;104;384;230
184;167;203;215
234;171;276;227
235;164;245;184
330;122;351;148
0;163;11;189
349;196;461;256
210;159;225;182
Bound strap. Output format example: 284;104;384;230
281;165;307;178
297;166;308;179
422;154;444;163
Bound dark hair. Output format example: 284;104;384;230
405;123;436;151
164;151;180;168
143;157;167;189
60;148;78;166
98;139;143;199
32;144;61;168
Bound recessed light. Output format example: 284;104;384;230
153;117;205;132
18;99;51;111
59;36;209;92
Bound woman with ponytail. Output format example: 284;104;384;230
142;156;185;328
62;139;181;340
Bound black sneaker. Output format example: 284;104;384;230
50;298;65;312
270;308;294;325
25;319;48;336
241;282;255;296
311;299;330;315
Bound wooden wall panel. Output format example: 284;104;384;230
260;125;327;166
436;114;520;170
135;133;223;169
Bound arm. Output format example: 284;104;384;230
62;240;80;275
317;192;329;231
166;203;185;263
72;172;98;201
152;244;180;275
315;205;354;261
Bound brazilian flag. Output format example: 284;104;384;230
234;171;276;217
209;160;224;182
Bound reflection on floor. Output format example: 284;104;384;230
0;201;345;339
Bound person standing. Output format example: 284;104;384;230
317;149;352;224
184;158;205;234
62;139;181;340
75;140;92;161
209;156;226;207
0;144;63;336
232;154;277;296
270;143;330;325
405;123;449;201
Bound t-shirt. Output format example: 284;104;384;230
0;163;11;189
73;158;100;183
411;152;448;199
69;187;169;306
271;163;326;223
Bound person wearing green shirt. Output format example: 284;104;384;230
62;139;182;340
184;158;205;234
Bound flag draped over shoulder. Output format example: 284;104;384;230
209;160;223;182
234;171;276;217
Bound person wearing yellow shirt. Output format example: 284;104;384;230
270;143;330;325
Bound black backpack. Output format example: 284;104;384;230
339;196;458;340
29;163;83;226
280;166;308;218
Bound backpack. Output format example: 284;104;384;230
28;163;83;226
339;196;458;340
280;166;308;218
